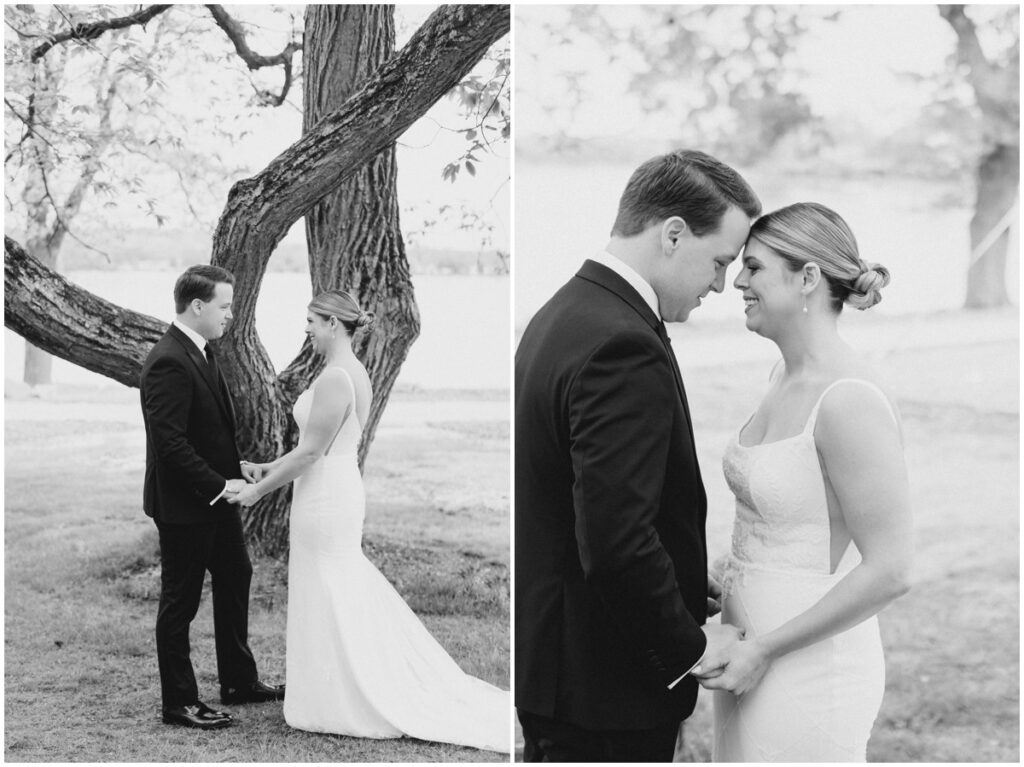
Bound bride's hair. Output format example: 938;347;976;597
308;290;376;335
748;202;890;312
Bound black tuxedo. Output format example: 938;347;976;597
140;324;258;707
515;261;709;756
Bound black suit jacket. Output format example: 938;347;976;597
140;324;242;525
515;260;709;731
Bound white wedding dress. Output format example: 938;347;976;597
713;379;895;762
283;368;510;753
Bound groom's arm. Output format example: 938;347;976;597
143;354;229;501
568;330;707;688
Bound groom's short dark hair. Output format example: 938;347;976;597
610;149;761;238
174;265;235;314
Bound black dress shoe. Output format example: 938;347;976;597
163;703;233;729
195;701;233;721
220;680;285;704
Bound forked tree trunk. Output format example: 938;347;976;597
6;4;510;556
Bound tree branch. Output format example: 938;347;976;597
205;4;302;106
4;96;62;160
30;5;173;62
211;3;509;335
5;236;164;387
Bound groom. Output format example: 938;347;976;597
140;265;283;729
515;150;761;761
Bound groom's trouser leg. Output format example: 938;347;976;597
519;709;679;762
207;511;258;688
155;520;211;708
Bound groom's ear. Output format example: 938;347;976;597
661;217;689;252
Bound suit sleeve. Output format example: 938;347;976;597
568;330;707;687
142;354;227;500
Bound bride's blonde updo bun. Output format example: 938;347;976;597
748;202;890;312
847;263;891;310
309;289;376;335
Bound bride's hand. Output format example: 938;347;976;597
697;638;772;695
240;461;264;483
228;484;262;508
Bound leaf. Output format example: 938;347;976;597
465;160;476;176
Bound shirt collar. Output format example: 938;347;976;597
172;319;207;354
591;250;660;319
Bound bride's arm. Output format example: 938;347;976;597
699;385;913;694
230;369;352;506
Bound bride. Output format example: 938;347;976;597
229;290;509;753
695;203;913;762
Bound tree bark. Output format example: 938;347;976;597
300;5;419;469
6;236;165;386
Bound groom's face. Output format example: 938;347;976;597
653;205;751;323
194;282;234;340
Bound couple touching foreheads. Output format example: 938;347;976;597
515;149;913;762
140;271;508;752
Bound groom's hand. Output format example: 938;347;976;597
693;623;744;679
224;478;248;496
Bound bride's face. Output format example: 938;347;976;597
305;312;335;354
733;239;803;337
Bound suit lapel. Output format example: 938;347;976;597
167;326;234;424
577;260;703;481
577;260;686;402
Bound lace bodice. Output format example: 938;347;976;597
292;367;362;458
719;379;897;595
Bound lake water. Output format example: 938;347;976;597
514;160;1019;333
5;273;510;391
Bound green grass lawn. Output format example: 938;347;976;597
4;399;510;762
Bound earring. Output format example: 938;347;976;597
802;296;808;314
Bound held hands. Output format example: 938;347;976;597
692;623;774;696
224;462;264;507
240;461;264;483
694;622;744;681
694;637;773;696
228;484;262;507
224;478;249;496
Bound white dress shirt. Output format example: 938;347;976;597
172;319;207;356
171;319;230;505
588;251;706;689
590;250;661;320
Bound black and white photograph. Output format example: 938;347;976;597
5;4;510;761
514;4;1018;762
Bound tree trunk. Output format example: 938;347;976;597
19;32;119;386
301;4;420;467
938;5;1019;309
5;4;510;556
966;143;1019;308
211;4;507;555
